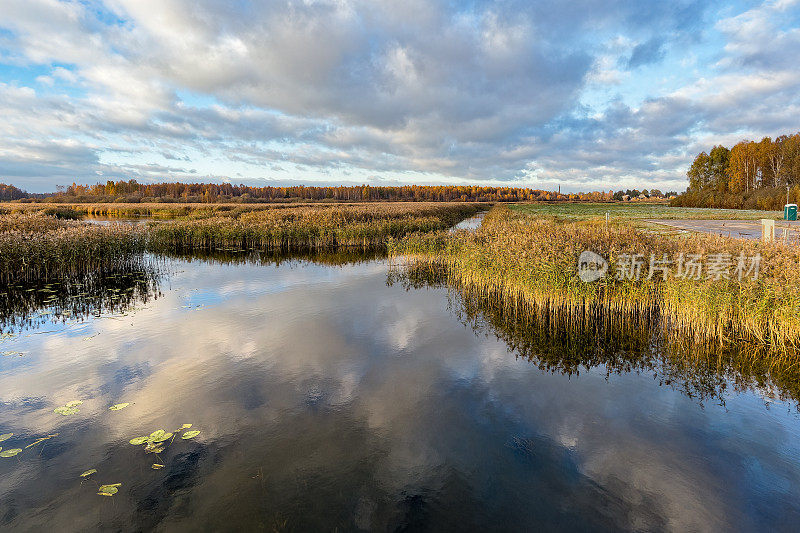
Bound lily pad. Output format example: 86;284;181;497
65;400;83;408
0;433;12;443
181;430;200;440
129;436;148;445
98;484;120;495
80;469;97;477
151;432;172;443
53;406;79;416
0;448;22;458
152;464;164;470
149;429;166;440
180;424;192;430
109;403;130;411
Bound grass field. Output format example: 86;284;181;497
511;202;784;220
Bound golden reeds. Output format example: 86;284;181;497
389;205;800;354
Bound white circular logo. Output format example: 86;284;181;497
577;251;608;282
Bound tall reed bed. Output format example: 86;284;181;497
0;213;147;284
389;206;800;353
148;203;482;252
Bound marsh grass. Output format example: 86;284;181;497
0;204;479;287
390;206;800;355
147;203;482;252
0;213;148;285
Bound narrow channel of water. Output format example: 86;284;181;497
1;253;799;531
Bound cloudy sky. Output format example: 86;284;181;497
1;0;799;193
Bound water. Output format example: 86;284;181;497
1;254;800;531
450;211;485;232
82;215;149;226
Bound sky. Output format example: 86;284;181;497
0;0;799;193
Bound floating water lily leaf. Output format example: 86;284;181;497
53;406;79;416
109;403;130;411
80;469;97;477
65;400;83;408
129;436;148;445
180;424;192;430
149;429;165;440
0;448;22;458
151;432;172;443
98;483;120;495
0;433;12;443
181;430;200;440
152;464;164;470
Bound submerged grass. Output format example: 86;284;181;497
389;205;800;354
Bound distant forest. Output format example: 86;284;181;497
673;133;800;210
0;181;622;203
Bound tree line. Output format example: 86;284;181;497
673;133;800;210
1;181;620;204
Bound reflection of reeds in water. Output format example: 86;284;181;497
161;247;387;267
0;266;162;335
390;262;800;406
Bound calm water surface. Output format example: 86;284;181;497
1;254;799;532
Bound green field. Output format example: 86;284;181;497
510;202;783;220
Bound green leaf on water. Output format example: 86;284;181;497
0;433;12;443
98;484;120;495
149;429;165;440
80;469;97;478
180;424;192;430
151;432;172;443
152;464;164;470
54;406;79;416
148;447;164;454
129;436;148;445
181;430;200;440
0;449;22;458
109;403;130;411
65;400;83;408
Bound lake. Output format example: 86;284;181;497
1;252;799;531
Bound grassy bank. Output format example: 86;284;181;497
389;206;800;353
511;202;784;220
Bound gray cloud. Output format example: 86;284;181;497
0;1;798;192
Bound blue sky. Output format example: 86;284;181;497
1;0;799;193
